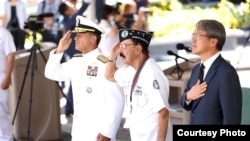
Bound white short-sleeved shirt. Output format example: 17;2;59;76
0;27;16;73
115;58;173;141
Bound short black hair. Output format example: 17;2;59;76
58;2;68;16
101;5;116;20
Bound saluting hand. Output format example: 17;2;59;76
109;42;120;59
56;30;72;53
96;133;111;141
186;80;207;101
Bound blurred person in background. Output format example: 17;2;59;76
116;0;148;31
99;1;149;57
98;4;116;34
0;26;16;141
133;0;151;31
66;0;77;8
120;0;137;29
95;0;105;23
134;0;150;13
2;0;27;50
98;4;117;57
36;0;63;44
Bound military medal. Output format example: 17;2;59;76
85;64;98;94
86;87;92;93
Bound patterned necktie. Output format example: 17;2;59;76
198;63;205;83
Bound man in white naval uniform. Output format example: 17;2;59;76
105;29;173;141
44;15;124;141
0;27;16;141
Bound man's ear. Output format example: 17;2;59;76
135;44;142;54
91;35;97;43
210;38;218;48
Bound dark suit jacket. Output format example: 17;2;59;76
180;55;242;124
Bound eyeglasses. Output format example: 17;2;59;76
119;43;136;49
192;33;210;39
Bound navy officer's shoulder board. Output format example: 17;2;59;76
97;55;108;63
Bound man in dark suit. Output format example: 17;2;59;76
180;19;242;124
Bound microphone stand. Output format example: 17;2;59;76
170;57;184;80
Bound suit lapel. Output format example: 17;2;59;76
204;55;223;83
192;55;223;109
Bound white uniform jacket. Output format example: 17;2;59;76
44;48;124;141
114;58;173;141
